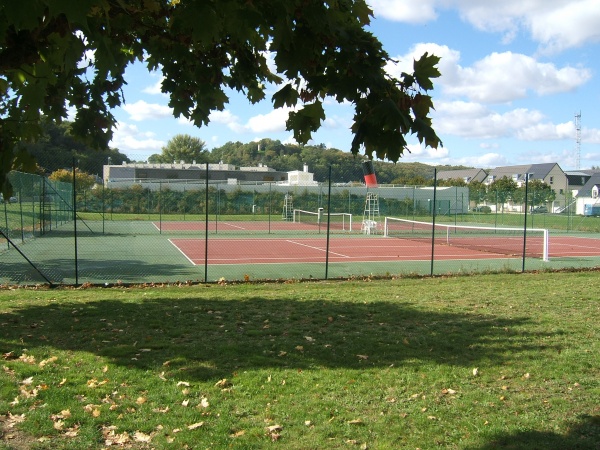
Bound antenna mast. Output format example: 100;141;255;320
575;111;582;170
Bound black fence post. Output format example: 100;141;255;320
72;158;79;286
430;168;438;277
325;166;332;280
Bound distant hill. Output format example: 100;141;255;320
210;139;472;184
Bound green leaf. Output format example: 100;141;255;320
286;102;325;144
411;93;434;120
272;84;299;109
413;52;441;91
352;0;373;25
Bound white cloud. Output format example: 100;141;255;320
142;77;165;95
110;122;165;158
582;128;600;145
389;45;591;104
434;101;545;139
368;0;437;23
517;121;575;141
122;100;172;121
400;142;449;163
445;52;591;103
246;108;292;133
209;110;240;125
371;0;600;53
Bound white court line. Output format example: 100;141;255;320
286;240;351;258
169;239;198;266
221;222;247;230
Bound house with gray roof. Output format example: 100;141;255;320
483;163;568;212
437;168;488;184
574;173;600;215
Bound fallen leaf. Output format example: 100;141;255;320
472;368;479;376
182;399;189;407
230;430;246;437
177;381;190;387
199;397;209;408
133;431;152;442
348;419;363;425
266;424;283;432
153;406;170;413
357;355;369;360
187;422;204;430
215;379;232;389
39;356;58;368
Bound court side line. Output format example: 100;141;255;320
221;222;247;230
286;239;350;258
168;239;198;266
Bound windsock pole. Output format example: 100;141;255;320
362;160;378;187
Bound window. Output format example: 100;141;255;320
549;176;554;184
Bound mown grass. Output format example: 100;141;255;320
1;271;599;449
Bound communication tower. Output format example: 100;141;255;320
575;111;582;170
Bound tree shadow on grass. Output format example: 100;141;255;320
0;293;559;381
470;414;600;450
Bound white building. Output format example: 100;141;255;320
282;164;318;186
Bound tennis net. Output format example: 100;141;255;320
384;217;549;261
293;209;353;231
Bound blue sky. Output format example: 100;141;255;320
108;0;600;171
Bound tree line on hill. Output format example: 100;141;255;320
23;123;469;185
25;124;556;207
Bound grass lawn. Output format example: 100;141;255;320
1;271;599;449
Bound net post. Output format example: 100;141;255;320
543;229;549;262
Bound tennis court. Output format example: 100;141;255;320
168;231;600;266
3;216;600;285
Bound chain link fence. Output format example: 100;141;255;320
2;168;600;286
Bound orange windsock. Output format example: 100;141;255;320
362;160;378;187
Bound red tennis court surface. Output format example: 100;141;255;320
169;235;600;265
